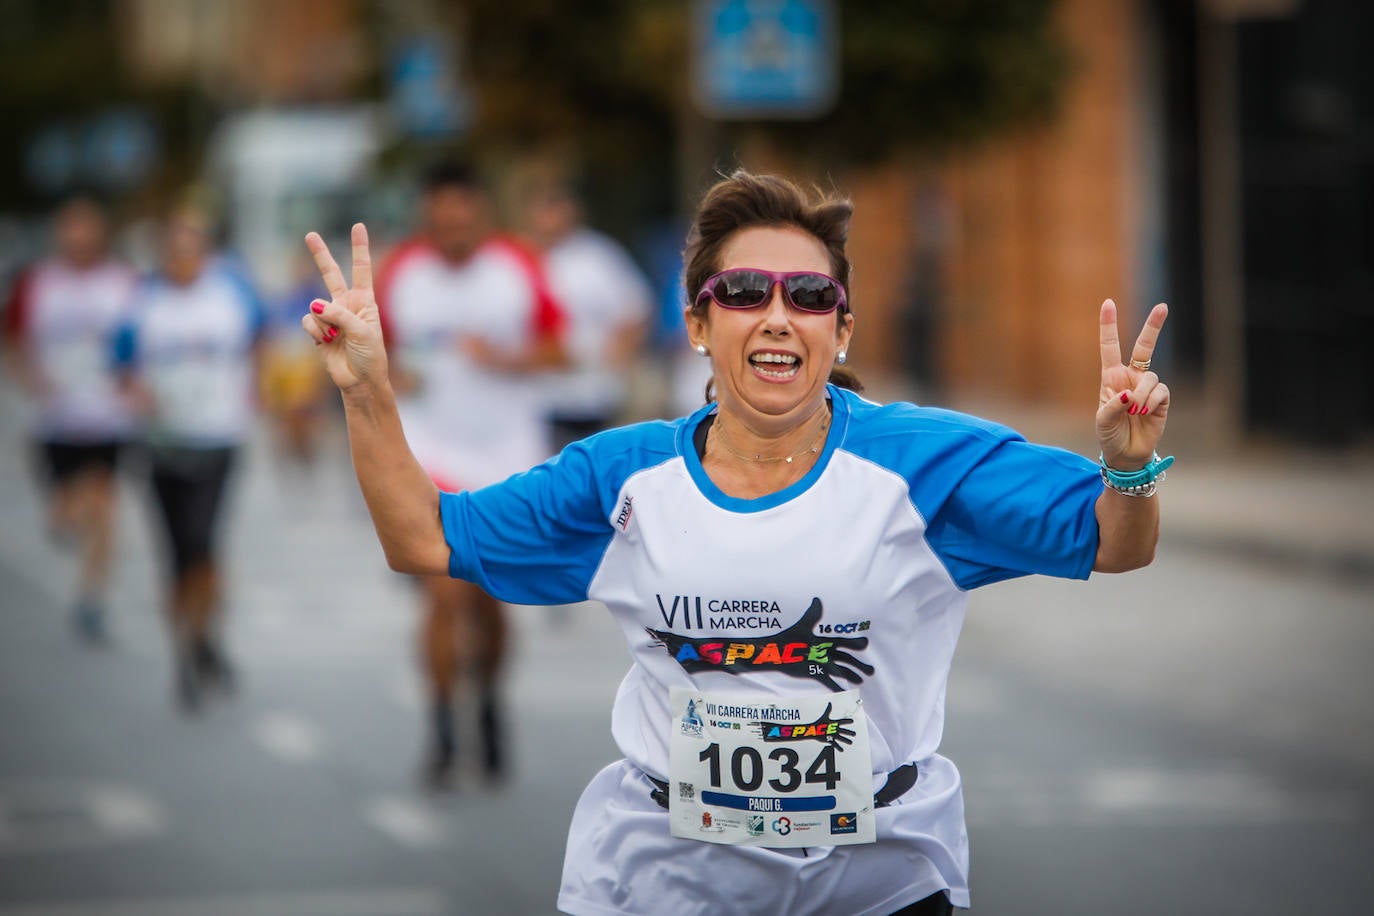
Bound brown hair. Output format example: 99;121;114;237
683;170;862;401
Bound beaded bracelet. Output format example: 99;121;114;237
1099;451;1175;498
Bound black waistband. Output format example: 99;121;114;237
645;762;919;811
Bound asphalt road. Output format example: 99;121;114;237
1;402;1370;915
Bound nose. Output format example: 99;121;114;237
761;281;791;331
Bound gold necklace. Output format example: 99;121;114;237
713;411;830;464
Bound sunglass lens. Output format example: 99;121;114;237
713;271;771;308
786;274;841;312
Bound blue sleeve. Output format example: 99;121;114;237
111;320;138;370
216;258;269;340
842;397;1102;590
924;435;1103;589
438;421;679;605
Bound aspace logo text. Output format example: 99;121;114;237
752;701;857;747
646;597;874;691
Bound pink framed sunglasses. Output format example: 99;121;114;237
695;268;848;314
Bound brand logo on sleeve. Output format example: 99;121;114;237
645;597;874;692
615;495;633;531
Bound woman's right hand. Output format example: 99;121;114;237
302;223;387;392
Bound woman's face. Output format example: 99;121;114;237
687;225;854;429
162;214;209;287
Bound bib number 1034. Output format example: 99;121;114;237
698;741;839;794
668;687;876;847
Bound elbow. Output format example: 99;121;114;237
381;535;450;577
1094;542;1157;574
383;549;418;574
380;540;424;575
384;550;432;576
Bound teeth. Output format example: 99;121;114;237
752;353;797;364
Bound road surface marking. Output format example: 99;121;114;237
362;797;448;849
0;783;165;854
251;711;323;763
0;887;447;916
965;764;1364;826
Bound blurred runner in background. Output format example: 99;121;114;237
373;161;567;787
520;176;652;448
2;196;138;643
259;256;330;473
115;205;266;712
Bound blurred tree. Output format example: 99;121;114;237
460;0;1072;169
0;0;205;211
805;0;1072;161
456;0;683;233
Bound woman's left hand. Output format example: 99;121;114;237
1096;299;1169;470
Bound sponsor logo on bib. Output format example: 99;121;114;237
680;698;705;737
830;813;858;835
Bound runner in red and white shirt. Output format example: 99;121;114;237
3;197;138;643
520;178;653;448
370;161;567;785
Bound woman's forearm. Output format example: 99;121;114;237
340;381;450;576
1093;488;1160;573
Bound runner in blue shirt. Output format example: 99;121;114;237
117;207;265;711
301;170;1172;915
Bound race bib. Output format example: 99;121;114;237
47;337;106;392
147;357;236;437
668;688;875;847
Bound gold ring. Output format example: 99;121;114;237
1130;358;1152;371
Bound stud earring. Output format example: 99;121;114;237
836;351;847;365
696;344;708;356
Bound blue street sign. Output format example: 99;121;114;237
693;0;838;119
390;35;470;139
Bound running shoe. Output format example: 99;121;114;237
71;600;108;645
423;698;457;789
193;637;236;694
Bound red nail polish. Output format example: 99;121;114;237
311;301;325;314
1127;405;1136;415
1142;407;1150;416
1120;392;1130;404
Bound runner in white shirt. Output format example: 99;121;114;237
370;162;568;786
302;170;1174;915
521;180;652;447
3;197;138;642
116;207;265;711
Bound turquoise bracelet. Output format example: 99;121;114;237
1099;451;1175;497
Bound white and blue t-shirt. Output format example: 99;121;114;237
441;385;1103;915
115;264;265;449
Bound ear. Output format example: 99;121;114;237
836;311;854;354
685;306;709;352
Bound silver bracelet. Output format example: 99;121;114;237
1099;452;1174;498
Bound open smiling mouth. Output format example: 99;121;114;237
750;351;801;380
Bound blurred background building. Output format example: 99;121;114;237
2;0;1369;441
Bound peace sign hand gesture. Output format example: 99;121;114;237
302;223;388;392
1096;299;1170;470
